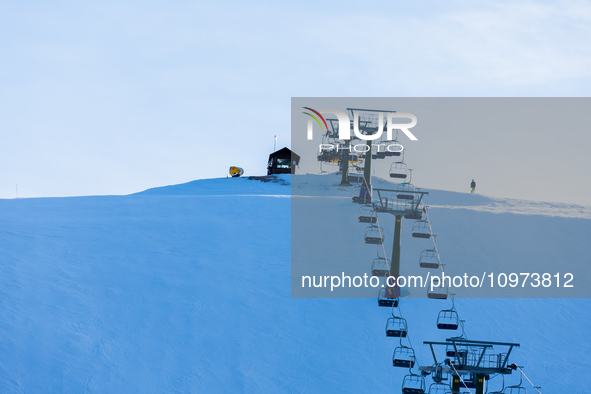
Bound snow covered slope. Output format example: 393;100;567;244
0;174;589;393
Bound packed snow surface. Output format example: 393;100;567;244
0;173;589;393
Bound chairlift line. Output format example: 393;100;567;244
347;132;491;394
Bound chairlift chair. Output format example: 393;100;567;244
428;288;448;300
358;205;377;224
352;186;361;203
348;165;364;184
385;147;402;157
504;374;527;394
402;374;426;394
370;142;383;159
504;387;527;394
347;172;363;184
322;149;339;163
347;175;363;184
389;162;408;181
390;142;405;160
446;343;468;359
348;152;361;163
371;257;390;277
377;287;399;307
412;220;431;239
427;383;451;394
352;185;372;204
397;182;416;200
364;225;384;245
317;150;330;162
488;376;507;394
393;346;416;368
385;316;408;337
376;142;387;159
386;131;403;157
437;309;459;330
419;248;439;269
405;211;423;220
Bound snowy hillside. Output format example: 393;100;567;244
0;174;589;393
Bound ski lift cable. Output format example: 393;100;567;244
424;210;463;313
370;210;422;371
516;366;542;394
362;154;462;385
424;208;439;257
448;360;474;394
423;208;442;265
396;302;421;368
431;235;443;268
423;208;452;298
370;200;390;275
362;183;422;376
423;206;473;341
459;319;468;340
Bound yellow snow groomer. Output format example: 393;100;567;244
229;166;244;177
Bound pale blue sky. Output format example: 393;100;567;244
1;0;590;204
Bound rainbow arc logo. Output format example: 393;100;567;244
302;107;328;133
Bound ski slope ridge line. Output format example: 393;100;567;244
135;173;590;219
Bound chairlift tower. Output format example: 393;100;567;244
420;339;520;394
339;140;352;186
346;108;397;200
373;188;428;292
322;118;357;186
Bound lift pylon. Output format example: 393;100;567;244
420;339;520;394
372;188;428;293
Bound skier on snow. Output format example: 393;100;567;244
470;179;476;194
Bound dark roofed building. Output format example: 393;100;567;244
267;147;300;175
